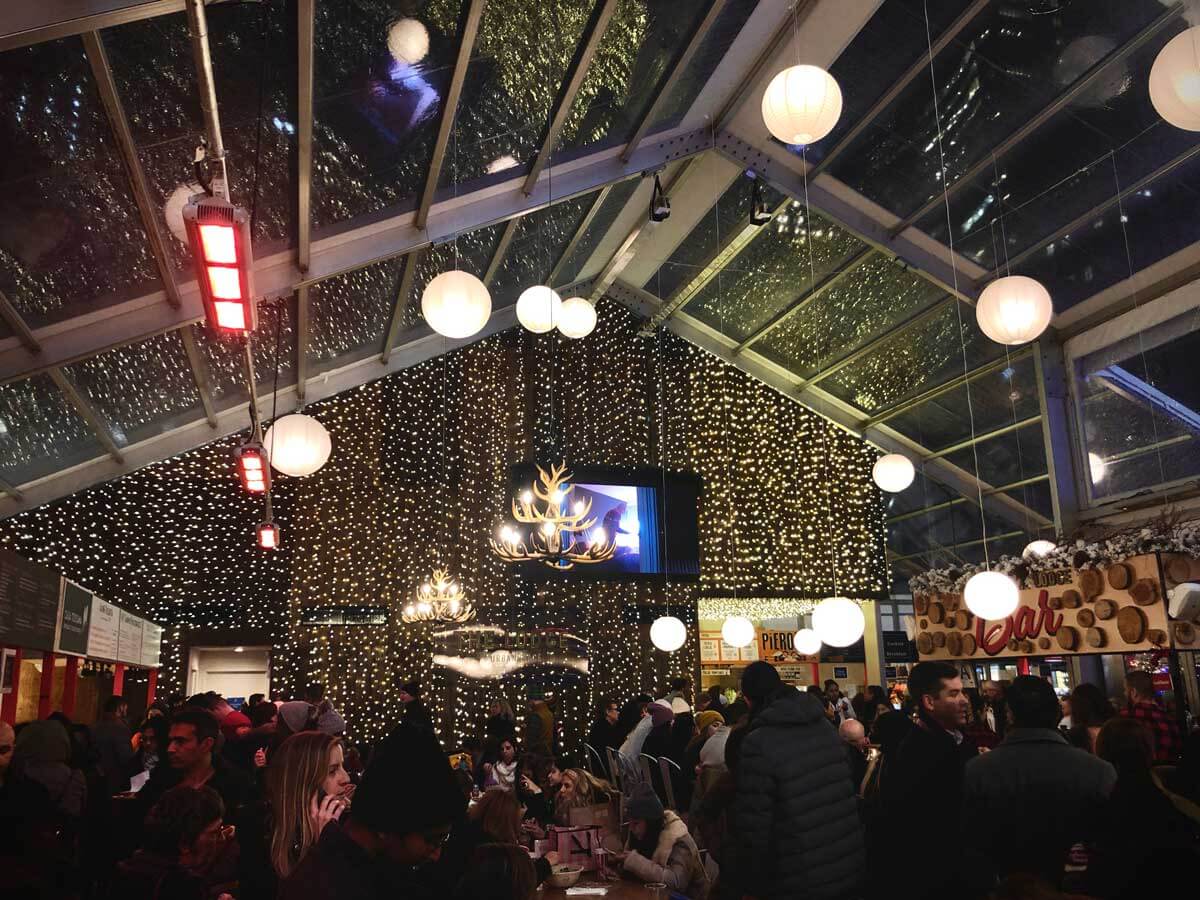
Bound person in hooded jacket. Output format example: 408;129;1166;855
731;661;864;900
618;783;713;899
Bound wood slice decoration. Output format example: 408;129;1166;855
1038;637;1051;650
1086;627;1107;649
1057;626;1079;650
1147;629;1167;646
1131;579;1159;607
944;595;960;612
914;595;930;615
1117;606;1147;644
1164;556;1193;587
1062;589;1082;609
1106;563;1133;591
1007;638;1020;652
1094;599;1117;620
932;631;947;648
962;633;977;655
1048;595;1063;610
1078;569;1104;599
1077;608;1096;628
1174;621;1196;645
920;619;928;630
947;632;963;656
1019;640;1035;654
916;633;933;654
953;610;972;630
928;602;946;625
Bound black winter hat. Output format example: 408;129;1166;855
740;660;782;707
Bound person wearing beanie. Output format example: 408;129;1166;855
694;710;724;737
281;723;466;900
399;681;436;742
670;696;691;716
731;661;864;899
642;700;676;760
617;783;712;899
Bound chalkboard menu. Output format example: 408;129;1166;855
57;582;93;656
0;549;62;651
883;630;918;663
88;597;120;661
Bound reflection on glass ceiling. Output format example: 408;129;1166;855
490;192;600;306
308;258;404;373
190;300;297;411
554;177;641;286
0;374;104;485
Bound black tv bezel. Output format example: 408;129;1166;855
504;463;702;583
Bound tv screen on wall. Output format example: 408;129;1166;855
506;464;701;580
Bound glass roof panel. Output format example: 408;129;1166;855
688;208;865;343
644;174;773;299
189;299;297;411
102;7;297;266
919;19;1200;268
1003;479;1053;522
308;258;404;374
62;331;202;446
644;0;759;133
754;254;943;378
490;192;599;308
821;301;1005;413
827;1;1168;217
554;176;641;287
942;423;1047;489
883;469;957;519
886;352;1040;450
887;504;1020;563
0;36;162;329
554;0;712;160
0;374;104;485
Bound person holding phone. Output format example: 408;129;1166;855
268;731;355;880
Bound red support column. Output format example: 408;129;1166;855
1;647;23;725
112;663;126;696
810;662;820;685
62;657;80;718
1017;657;1030;676
146;668;158;707
38;651;56;719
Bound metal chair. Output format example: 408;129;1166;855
605;747;622;791
638;753;658;793
584;742;606;778
658;756;681;811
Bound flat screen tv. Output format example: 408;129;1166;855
506;464;701;580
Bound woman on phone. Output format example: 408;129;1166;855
267;731;354;880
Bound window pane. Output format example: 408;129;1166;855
0;374;104;484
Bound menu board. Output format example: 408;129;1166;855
699;638;720;663
87;597;119;661
0;549;62;651
117;610;144;664
57;582;93;656
141;623;163;669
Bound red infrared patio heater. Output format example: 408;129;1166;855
257;520;280;550
235;440;271;494
183;194;257;334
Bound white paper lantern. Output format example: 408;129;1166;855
516;285;562;333
164;182;202;245
421;270;492;339
1088;452;1107;484
1022;539;1057;560
650;616;687;653
964;570;1019;621
793;628;822;656
721;615;755;649
812;597;865;647
761;64;843;145
387;18;429;65
1149;27;1200;132
264;414;331;477
557;297;597;339
976;275;1053;345
872;454;915;493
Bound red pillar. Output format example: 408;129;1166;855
146;669;158;707
810;662;820;685
1;647;23;725
112;663;126;696
38;651;56;719
1017;657;1030;676
62;657;80;718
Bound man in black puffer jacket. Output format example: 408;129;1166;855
731;662;865;899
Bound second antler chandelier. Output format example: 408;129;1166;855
491;462;616;570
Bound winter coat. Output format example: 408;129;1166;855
732;690;864;899
623;810;712;900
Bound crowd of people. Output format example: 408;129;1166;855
0;666;1197;899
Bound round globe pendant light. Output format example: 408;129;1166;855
1088;452;1107;484
421;270;492;339
793;628;822;656
976;275;1053;345
963;570;1019;621
761;64;843;145
264;414;331;477
721;615;755;649
872;453;915;493
557;297;597;339
812;597;865;647
387;17;430;65
1149;27;1200;132
516;285;562;333
1022;539;1057;560
650;616;687;653
164;182;202;244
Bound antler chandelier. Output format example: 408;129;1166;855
491;462;616;570
402;568;476;624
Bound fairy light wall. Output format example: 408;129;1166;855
0;300;886;751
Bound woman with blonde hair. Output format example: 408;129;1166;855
554;767;613;824
267;731;353;879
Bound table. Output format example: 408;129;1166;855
540;878;660;899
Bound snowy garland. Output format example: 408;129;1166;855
909;519;1200;597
